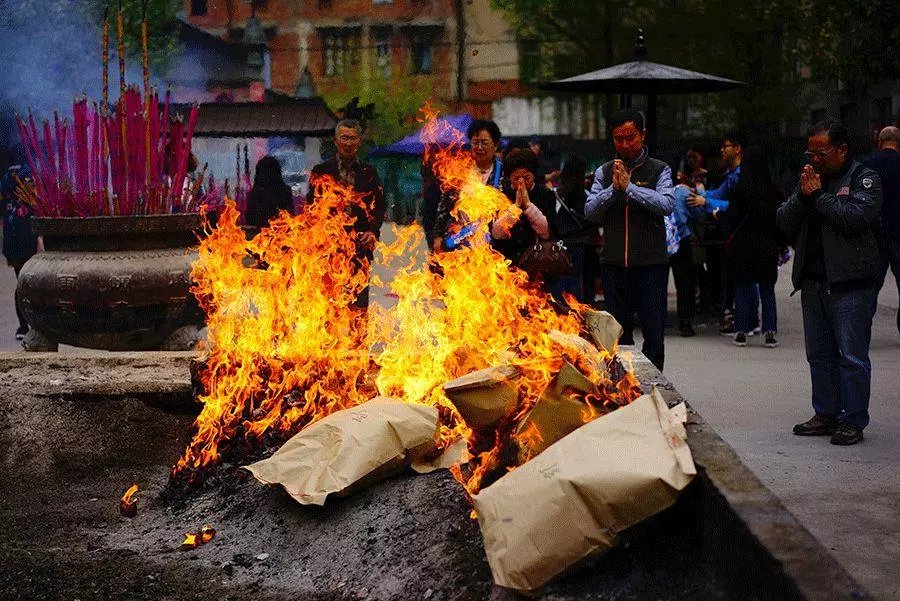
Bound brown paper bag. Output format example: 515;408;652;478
473;388;696;592
514;361;597;462
583;309;623;352
443;365;521;428
548;330;609;379
246;397;439;506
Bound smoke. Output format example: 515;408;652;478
0;1;162;145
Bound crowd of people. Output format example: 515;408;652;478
2;113;898;445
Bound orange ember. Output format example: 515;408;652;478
174;106;643;494
120;484;138;517
181;533;199;550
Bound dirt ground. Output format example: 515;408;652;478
0;354;745;600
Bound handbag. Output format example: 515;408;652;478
517;238;574;278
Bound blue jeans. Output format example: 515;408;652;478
801;280;875;429
735;279;775;333
600;264;668;371
872;236;900;335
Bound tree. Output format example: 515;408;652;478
321;74;447;147
489;0;815;142
83;0;183;73
799;0;900;95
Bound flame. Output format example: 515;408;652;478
174;106;642;494
119;484;138;516
181;533;198;550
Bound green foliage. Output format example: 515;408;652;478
83;0;183;73
490;0;892;140
798;0;900;94
321;74;446;147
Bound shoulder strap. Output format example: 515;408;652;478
554;190;586;226
492;157;502;188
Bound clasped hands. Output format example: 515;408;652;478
611;159;631;191
800;165;822;197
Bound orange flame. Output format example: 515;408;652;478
119;484;138;517
174;106;642;494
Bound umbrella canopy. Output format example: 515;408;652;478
371;113;473;156
540;30;744;95
540;60;744;95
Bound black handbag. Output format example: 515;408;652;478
517;238;574;278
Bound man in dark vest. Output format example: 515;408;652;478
307;119;386;311
777;121;883;446
584;109;675;370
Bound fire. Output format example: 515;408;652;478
120;484;139;517
174;107;642;494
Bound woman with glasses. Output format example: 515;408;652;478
490;147;554;269
431;120;504;252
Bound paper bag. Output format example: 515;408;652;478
443;365;521;428
583;309;623;352
548;330;609;378
514;361;596;462
473;388;696;592
246;397;439;506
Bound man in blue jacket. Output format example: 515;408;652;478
777;121;883;446
585;109;675;371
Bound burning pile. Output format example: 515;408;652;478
174;107;643;494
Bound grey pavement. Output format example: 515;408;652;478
1;228;898;599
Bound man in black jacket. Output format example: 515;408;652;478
307;119;386;310
584;109;675;371
867;126;900;336
777;121;883;446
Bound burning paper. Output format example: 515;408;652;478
472;388;696;592
245;398;441;506
175;106;643;497
119;484;138;517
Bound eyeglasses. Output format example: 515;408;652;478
721;143;734;150
337;135;361;143
804;147;837;160
470;139;495;148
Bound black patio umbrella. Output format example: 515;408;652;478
540;30;745;146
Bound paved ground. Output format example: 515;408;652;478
1;230;898;599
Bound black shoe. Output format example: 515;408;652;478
764;331;779;348
830;423;864;446
732;332;748;347
679;320;696;337
793;414;838;436
719;323;734;336
15;326;28;341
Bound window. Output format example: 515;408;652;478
190;0;207;16
373;28;392;79
322;30;360;76
408;30;434;75
373;0;393;4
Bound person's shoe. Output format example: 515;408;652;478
764;331;779;348
747;326;761;337
793;414;838;436
719;322;734;336
679;319;696;337
15;326;28;341
830;423;864;446
732;332;748;347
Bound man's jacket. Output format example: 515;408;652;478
584;148;675;267
307;158;386;238
776;160;883;291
